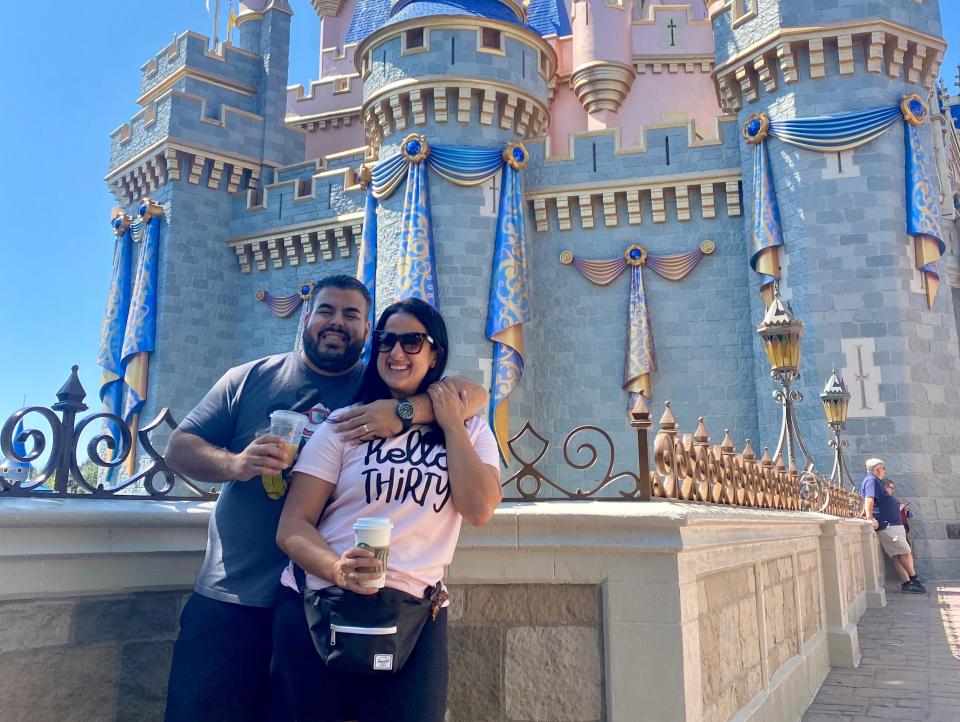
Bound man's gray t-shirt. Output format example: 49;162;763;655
179;352;363;607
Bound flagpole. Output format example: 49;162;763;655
212;0;221;50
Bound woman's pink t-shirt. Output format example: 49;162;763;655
280;414;499;598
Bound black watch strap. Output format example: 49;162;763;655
396;398;414;433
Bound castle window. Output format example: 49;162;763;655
334;77;350;94
405;28;424;50
481;28;503;51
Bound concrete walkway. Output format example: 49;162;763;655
803;581;960;721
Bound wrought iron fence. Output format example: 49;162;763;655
1;367;861;516
501;397;862;517
0;367;216;500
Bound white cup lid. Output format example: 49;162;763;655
353;517;393;530
270;410;307;423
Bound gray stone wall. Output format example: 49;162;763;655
447;584;603;722
142;181;243;427
0;591;185;722
235;255;357;364
0;585;601;722
724;2;960;578
712;0;942;65
363;28;549;106
521;122;758;485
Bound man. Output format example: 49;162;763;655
860;458;925;594
163;275;486;721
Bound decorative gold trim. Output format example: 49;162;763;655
700;239;716;255
503;141;529;169
559;250;573;265
400;133;429;163
901;93;927;126
111;209;131;237
138;198;164;220
743;112;769;144
297;280;315;300
624;243;648;266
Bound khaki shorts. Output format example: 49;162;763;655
877;524;911;557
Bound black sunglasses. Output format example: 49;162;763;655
373;331;435;355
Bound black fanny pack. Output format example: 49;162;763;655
293;565;447;674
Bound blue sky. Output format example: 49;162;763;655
0;2;957;446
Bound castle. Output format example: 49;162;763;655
101;0;960;579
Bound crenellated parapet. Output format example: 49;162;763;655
525;117;742;232
106;7;304;206
711;18;945;113
286;73;362;133
138;31;261;107
226;147;368;273
356;15;556;153
106;91;268;205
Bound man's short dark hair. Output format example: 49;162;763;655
312;274;372;311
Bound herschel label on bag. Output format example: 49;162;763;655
373;654;394;671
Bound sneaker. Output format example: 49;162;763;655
901;580;926;594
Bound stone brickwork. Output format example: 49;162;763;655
798;550;823;645
842;537;865;605
141;182;243;427
697;566;764;722
761;556;799;678
447;584;603;722
0;497;884;722
0;592;185;722
0;585;601;722
362;27;550;104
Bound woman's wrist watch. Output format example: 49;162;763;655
396;398;414;432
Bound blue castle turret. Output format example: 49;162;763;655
712;1;960;578
103;0;306;423
353;0;554;406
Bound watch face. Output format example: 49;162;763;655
397;400;415;420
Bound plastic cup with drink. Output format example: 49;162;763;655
259;410;308;500
353;517;393;589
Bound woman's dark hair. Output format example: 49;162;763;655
354;297;449;406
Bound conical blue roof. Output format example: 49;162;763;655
527;0;571;37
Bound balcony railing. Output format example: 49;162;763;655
0;367;860;516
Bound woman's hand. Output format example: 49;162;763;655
331;547;383;595
331;401;403;444
427;379;469;431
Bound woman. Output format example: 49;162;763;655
270;298;501;722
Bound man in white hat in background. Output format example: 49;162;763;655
861;458;926;594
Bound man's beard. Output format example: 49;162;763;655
302;326;364;373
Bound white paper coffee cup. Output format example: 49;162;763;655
353;517;392;589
